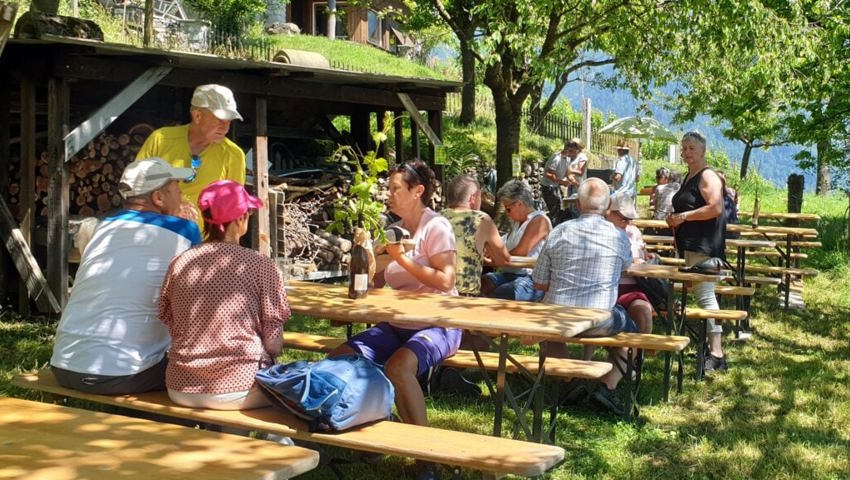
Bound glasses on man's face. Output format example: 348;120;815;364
185;155;202;182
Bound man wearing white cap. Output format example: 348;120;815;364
137;84;246;220
51;158;202;394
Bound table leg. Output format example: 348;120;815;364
662;278;675;401
492;333;508;438
531;348;546;442
784;235;792;309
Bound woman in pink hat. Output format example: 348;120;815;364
158;180;290;410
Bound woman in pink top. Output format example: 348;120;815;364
330;160;457;480
158;180;290;410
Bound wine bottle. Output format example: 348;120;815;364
349;228;370;299
752;196;760;229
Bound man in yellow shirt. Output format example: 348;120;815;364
136;84;246;223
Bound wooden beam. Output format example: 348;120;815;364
428;110;445;191
0;3;16;59
396;93;442;148
53;58;447;111
0;68;12;304
47;77;69;309
0;197;61;313
19;75;36;314
254;97;270;257
64;66;171;162
393;110;404;162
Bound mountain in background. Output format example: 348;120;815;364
559;78;816;191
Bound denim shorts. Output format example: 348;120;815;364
575;304;638;338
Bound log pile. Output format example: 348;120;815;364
6;124;151;219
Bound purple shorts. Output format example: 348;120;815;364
345;323;462;376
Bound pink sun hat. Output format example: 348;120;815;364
198;180;263;225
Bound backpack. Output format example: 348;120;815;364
255;354;395;432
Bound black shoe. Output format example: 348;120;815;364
590;384;626;416
559;379;590;406
704;354;728;372
432;367;481;398
415;460;439;480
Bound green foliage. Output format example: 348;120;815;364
184;0;265;38
326;125;391;242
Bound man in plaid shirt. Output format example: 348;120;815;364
532;177;637;415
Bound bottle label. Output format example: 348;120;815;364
353;273;368;291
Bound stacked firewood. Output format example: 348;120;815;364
270;180;353;278
68;127;150;216
5;124;151;219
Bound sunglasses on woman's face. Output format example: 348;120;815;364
503;201;518;213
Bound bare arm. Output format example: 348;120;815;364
477;216;511;266
386;244;457;292
666;170;724;227
509;215;551;256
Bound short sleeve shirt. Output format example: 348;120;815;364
613;154;637;198
541;153;570;188
383;208;458;296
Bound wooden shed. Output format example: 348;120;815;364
0;36;459;314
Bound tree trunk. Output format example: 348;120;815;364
816;139;830;195
458;37;476;125
739;142;753;179
493;101;522;190
143;0;153;47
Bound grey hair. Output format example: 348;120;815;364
497;179;535;208
578;177;610;215
446;175;480;207
682;130;707;148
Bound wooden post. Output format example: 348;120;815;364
350;108;370;155
0;69;11;304
47;77;70;310
393;110;404;163
786;174;804;228
376;110;386;160
428;110;444;191
254;97;270;257
19;76;37;314
143;0;153;47
411;120;420;160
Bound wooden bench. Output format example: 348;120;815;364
283;331;690;416
13;370;565;479
725;250;809;260
673;284;755;296
281;332;612;380
743;265;818;277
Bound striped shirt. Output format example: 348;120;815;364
532;214;632;309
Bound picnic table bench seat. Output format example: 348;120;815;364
280;332;613;380
12;370;565;478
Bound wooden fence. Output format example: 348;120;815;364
445;92;626;158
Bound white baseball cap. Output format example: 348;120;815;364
119;157;194;198
610;193;638;219
191;84;243;121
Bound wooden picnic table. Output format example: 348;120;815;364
285;280;611;442
624;262;736;380
0;396;319;480
738;211;821;222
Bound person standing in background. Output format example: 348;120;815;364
611;139;637;200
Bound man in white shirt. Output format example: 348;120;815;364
611;140;637;200
50;158;201;394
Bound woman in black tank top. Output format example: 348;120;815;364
666;131;729;373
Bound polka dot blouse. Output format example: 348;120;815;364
158;242;290;394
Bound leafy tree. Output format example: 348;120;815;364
185;0;265;38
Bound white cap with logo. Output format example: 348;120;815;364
191;84;243;121
119;157;194;198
